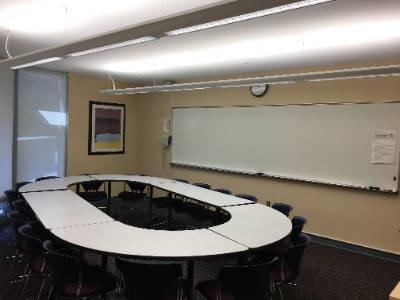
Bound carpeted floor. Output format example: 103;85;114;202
1;197;399;300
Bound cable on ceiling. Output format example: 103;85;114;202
108;73;116;90
2;31;13;59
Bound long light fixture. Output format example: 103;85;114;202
165;0;335;36
10;57;64;70
68;36;158;57
100;65;400;95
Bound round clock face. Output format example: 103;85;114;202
250;84;268;97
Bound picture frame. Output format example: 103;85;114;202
88;101;125;155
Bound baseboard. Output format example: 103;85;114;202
308;233;400;263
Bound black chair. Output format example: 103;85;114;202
273;233;311;299
118;181;147;203
271;203;293;217
290;216;307;243
115;257;187;300
213;188;232;195
43;240;116;299
6;181;31;201
1;210;35;290
18;224;52;299
77;180;107;203
193;183;211;189
196;257;277;300
174;179;189;184
35;176;60;181
235;194;258;203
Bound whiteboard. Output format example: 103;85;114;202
171;102;400;193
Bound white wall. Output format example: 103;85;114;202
0;67;14;195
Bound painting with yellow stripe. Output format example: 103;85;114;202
89;101;125;155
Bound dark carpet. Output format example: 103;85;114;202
1;196;399;300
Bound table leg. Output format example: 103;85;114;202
187;260;194;300
148;186;153;227
107;181;112;215
167;194;173;230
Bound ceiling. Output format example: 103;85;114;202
0;0;230;57
1;0;400;84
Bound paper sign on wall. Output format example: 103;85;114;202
163;118;170;133
371;130;396;164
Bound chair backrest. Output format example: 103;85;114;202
80;180;104;192
126;181;146;193
271;202;293;217
43;240;82;291
193;183;211;189
218;257;277;300
235;194;258;203
7;210;32;233
18;224;48;268
36;176;60;181
283;233;310;282
213;188;232;195
116;258;182;300
174;178;189;184
290;216;307;242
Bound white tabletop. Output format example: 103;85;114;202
21;175;292;259
210;204;292;249
51;221;247;259
19;176;93;193
23;190;113;229
90;175;253;207
159;180;253;207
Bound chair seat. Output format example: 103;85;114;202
30;253;51;274
59;265;116;297
78;191;107;202
196;280;234;300
118;191;146;202
153;196;171;208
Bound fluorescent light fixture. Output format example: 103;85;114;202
99;65;400;95
165;0;335;36
10;57;64;70
68;36;158;57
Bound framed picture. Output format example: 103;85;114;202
89;101;125;155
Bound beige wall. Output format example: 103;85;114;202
136;76;400;254
67;73;139;176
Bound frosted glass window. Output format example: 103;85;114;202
16;69;67;182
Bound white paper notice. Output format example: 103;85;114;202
163;118;170;133
371;130;396;164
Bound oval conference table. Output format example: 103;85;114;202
20;174;292;299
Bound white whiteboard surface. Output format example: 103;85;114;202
172;102;400;192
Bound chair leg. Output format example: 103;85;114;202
17;262;29;291
277;284;284;300
47;286;54;300
19;269;31;300
0;250;18;287
37;276;48;300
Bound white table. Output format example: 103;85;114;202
23;175;292;300
51;221;247;259
19;175;93;193
210;204;292;249
90;174;253;207
23;190;113;229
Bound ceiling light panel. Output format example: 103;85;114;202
0;0;227;34
10;57;64;70
165;0;335;36
68;36;158;57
